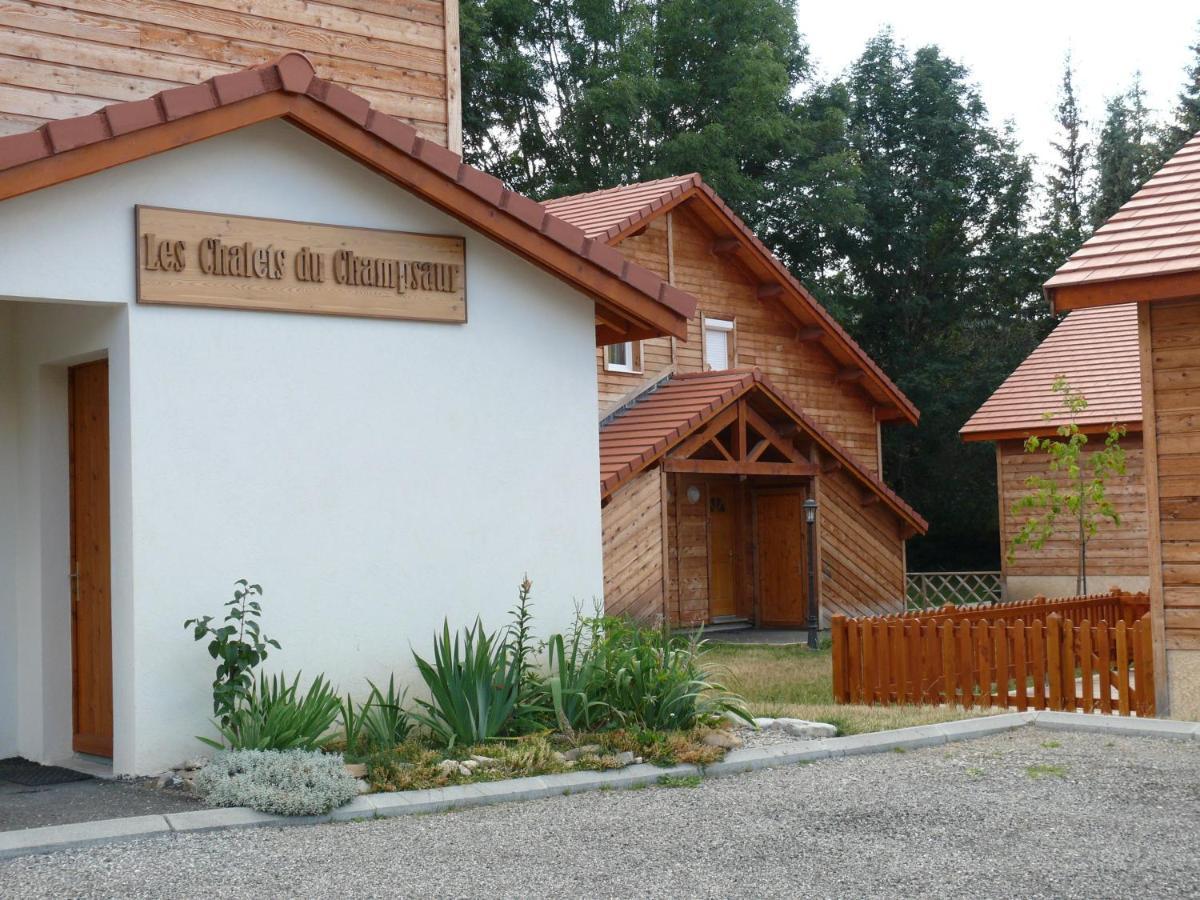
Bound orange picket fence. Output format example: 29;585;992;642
831;590;1156;717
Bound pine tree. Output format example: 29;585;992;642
1090;76;1156;228
1161;22;1200;156
1043;53;1089;257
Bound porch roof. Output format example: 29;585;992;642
598;369;927;533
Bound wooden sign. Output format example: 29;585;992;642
135;206;466;323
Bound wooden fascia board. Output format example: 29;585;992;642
959;422;1143;443
0;93;689;344
1048;271;1200;313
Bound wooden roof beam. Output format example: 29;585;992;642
797;326;825;342
757;282;784;301
822;458;842;475
836;367;865;383
664;458;816;478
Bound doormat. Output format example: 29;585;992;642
0;757;93;786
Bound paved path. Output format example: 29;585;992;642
0;779;199;833
1;729;1197;898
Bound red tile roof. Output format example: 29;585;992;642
0;53;695;335
546;174;700;241
599;369;927;532
960;304;1141;441
546;174;919;425
1046;131;1200;308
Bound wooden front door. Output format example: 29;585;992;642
755;490;806;627
69;359;113;758
707;481;737;618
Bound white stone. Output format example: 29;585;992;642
469;755;499;767
775;719;837;740
612;751;636;767
752;718;776;730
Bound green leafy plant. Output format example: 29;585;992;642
546;608;605;737
202;671;341;751
360;676;411;751
1009;377;1127;594
184;580;280;729
410;619;521;747
506;577;550;734
589;618;752;731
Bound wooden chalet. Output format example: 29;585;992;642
961;304;1148;600
1045;130;1200;717
545;175;927;629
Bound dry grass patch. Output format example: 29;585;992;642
704;643;1004;736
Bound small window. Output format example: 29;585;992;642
605;341;641;374
703;318;734;371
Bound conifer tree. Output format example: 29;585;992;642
1161;22;1200;156
1091;76;1156;228
1043;54;1089;256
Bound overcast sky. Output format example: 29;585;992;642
799;2;1199;168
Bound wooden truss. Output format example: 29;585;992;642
662;399;817;478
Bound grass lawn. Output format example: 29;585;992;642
705;642;1002;736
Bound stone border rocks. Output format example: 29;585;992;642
3;710;1197;860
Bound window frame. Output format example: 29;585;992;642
604;340;642;374
702;317;735;371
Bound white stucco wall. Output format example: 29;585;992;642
0;304;16;758
0;121;604;774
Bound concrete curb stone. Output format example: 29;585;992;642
1032;710;1200;739
0;815;170;860
4;710;1198;860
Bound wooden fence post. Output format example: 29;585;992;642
831;615;848;703
1047;614;1063;711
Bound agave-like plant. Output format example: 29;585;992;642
360;675;411;751
202;672;342;751
591;620;752;730
410;619;520;747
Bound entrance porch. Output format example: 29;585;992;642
599;370;928;631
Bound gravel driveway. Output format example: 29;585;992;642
2;728;1197;898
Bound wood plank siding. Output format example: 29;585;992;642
0;0;460;149
596;208;881;474
601;468;666;623
997;435;1149;579
817;466;905;624
1146;299;1200;652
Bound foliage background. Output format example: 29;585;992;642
461;1;1200;570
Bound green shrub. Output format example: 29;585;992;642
589;619;751;731
194;749;357;816
184;580;280;729
506;578;550;734
410;619;521;747
203;672;341;751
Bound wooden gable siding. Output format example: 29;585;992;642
1146;299;1200;652
816;467;905;625
601;467;666;623
997;436;1148;579
0;0;459;149
596;207;880;473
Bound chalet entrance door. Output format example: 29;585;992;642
707;481;737;619
69;359;113;758
755;490;806;627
